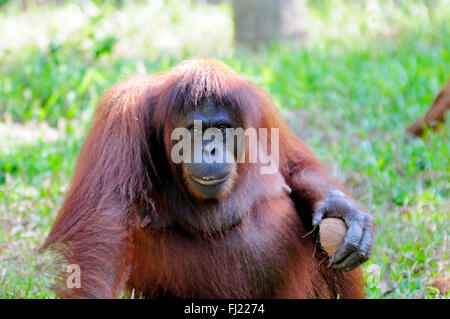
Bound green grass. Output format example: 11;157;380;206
0;0;449;298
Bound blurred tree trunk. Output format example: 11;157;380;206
233;0;307;49
407;81;450;137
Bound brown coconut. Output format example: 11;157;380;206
319;218;347;255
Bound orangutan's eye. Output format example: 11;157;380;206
217;125;228;134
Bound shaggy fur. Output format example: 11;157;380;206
43;59;365;298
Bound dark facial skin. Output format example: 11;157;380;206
175;99;243;199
